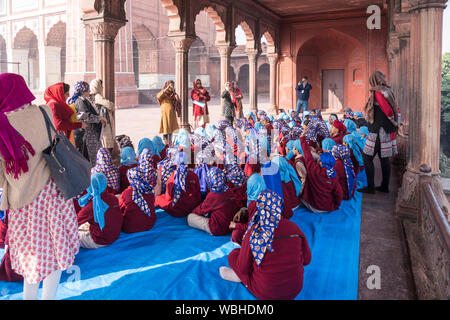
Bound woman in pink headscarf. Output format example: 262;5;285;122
0;74;80;300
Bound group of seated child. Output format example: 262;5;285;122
0;108;369;300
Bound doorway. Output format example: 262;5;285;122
322;69;344;110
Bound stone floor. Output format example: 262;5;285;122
116;101;418;300
357;160;416;299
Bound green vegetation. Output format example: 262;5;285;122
440;52;450;178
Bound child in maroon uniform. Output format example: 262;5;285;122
331;144;356;200
330;120;347;145
188;167;239;236
220;190;312;300
225;164;248;208
0;211;23;282
120;151;157;234
78;173;123;249
300;136;343;213
91;148;121;195
118;146;138;193
155;152;201;218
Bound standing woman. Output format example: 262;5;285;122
359;71;402;194
222;82;235;125
69;81;107;167
158;80;180;146
90;79;116;154
44;83;86;144
232;81;244;119
191;79;211;129
0;74;79;300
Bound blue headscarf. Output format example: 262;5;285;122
343;134;364;167
206;167;228;193
261;160;284;200
152;136;165;157
246;173;266;206
355;112;365;119
292;140;304;156
68;81;89;104
194;152;210;193
274;156;302;196
244;190;283;267
246;111;257;124
344;119;357;134
226;163;247;188
206;124;217;140
268;115;275;122
78;173;109;231
321;138;337;152
332;144;356;195
289;121;296;128
120;146;138;167
354;126;369;150
173;152;188;205
286;140;295;160
254;122;264;132
319;152;336;178
138;138;155;157
194;127;207;138
174;129;191;150
127;151;157;216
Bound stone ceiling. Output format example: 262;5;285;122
255;0;385;17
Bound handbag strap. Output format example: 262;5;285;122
39;106;57;144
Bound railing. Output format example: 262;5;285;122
417;164;450;299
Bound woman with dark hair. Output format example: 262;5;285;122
70;81;107;166
232;81;244;119
358;70;402;194
191;78;211;129
44;82;86;144
222;82;235;125
158;80;180;145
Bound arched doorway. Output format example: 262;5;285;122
238;64;249;95
257;63;270;96
296;29;367;111
13;27;39;90
46;21;66;83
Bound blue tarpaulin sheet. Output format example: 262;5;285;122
0;171;365;300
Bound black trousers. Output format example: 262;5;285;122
362;135;391;190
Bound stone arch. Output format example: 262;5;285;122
236;21;256;51
260;25;276;54
132;24;158;84
296;28;367;111
13;26;39;90
160;0;183;34
0;35;7;73
257;62;270;95
193;4;228;44
189;38;208;85
46;21;66;82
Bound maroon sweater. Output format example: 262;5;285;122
331;133;345;145
231;201;257;245
0;217;23;282
192;189;239;236
334;158;356;200
227;181;247;209
228;218;312;300
77;192;123;246
281;181;297;217
119;187;156;234
118;164;138;193
300;137;343;212
155;170;202;218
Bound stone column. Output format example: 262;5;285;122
396;0;448;219
216;44;235;105
170;36;195;130
267;53;279;114
246;50;260;112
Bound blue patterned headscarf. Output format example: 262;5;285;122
0;189;4;223
194;152;210;193
206;167;228;193
206;124;217;140
261;160;284;199
127;151;157;216
138;138;155;157
319;152;336;178
173;152;188;205
332;144;356;195
354;126;369;150
152;136;165;157
91;148;120;191
306;116;330;142
246;173;267;206
355;112;365;119
68;81;89;104
78;173;109;231
174;129;191;150
321;138;337;152
194;127;207;138
274;156;302;196
244;190;283;267
254;122;264;132
120;146;138;167
344;119;357;134
343;134;364;167
226;163;247;188
285;140;295;160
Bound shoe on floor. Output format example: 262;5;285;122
376;186;389;193
219;266;241;283
357;187;376;194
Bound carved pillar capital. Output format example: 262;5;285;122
267;53;279;65
408;0;447;12
87;20;125;41
216;44;236;57
169;35;196;53
246;49;261;61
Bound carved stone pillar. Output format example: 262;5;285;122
216;44;235;106
246;50;260;112
396;0;448;219
170;35;196;129
267;53;279;114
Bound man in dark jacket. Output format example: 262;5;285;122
296;76;312;118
